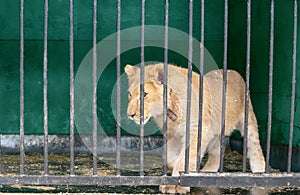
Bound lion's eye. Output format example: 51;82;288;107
143;92;148;97
128;92;132;97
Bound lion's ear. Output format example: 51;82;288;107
157;69;164;84
156;66;164;84
125;64;139;77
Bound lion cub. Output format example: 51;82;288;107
125;63;266;194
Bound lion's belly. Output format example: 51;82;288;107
204;70;246;136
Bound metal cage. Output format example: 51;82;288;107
0;0;299;190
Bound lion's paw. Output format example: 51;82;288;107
159;185;190;194
249;155;266;173
176;186;190;194
160;185;176;194
250;161;265;173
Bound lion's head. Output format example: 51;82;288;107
125;64;179;125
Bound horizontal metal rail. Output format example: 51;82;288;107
180;173;300;187
0;174;300;187
0;176;179;186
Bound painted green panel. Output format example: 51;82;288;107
0;41;20;134
0;40;93;134
0;1;20;40
0;0;225;136
0;0;224;41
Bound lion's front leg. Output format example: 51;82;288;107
159;133;204;194
160;137;191;194
161;150;192;194
159;125;214;194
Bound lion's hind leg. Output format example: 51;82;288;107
238;107;266;173
201;139;220;172
246;123;266;173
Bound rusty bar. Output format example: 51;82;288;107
19;0;25;176
140;0;145;176
196;0;205;173
185;0;193;174
287;0;297;173
69;0;75;176
219;0;228;173
266;0;274;173
92;0;98;176
163;0;169;176
243;0;251;173
116;0;122;176
43;0;49;176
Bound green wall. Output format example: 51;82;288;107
228;0;300;146
0;0;299;146
0;0;224;135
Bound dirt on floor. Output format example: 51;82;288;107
0;149;299;194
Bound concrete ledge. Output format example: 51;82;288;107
0;135;164;154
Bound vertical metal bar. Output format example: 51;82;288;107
0;135;1;174
116;0;122;176
69;0;75;176
243;0;251;173
287;0;297;173
196;0;205;173
219;0;228;173
185;0;193;174
243;0;251;172
43;0;49;176
266;0;274;173
163;0;169;176
139;0;145;177
92;0;98;176
19;0;25;176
